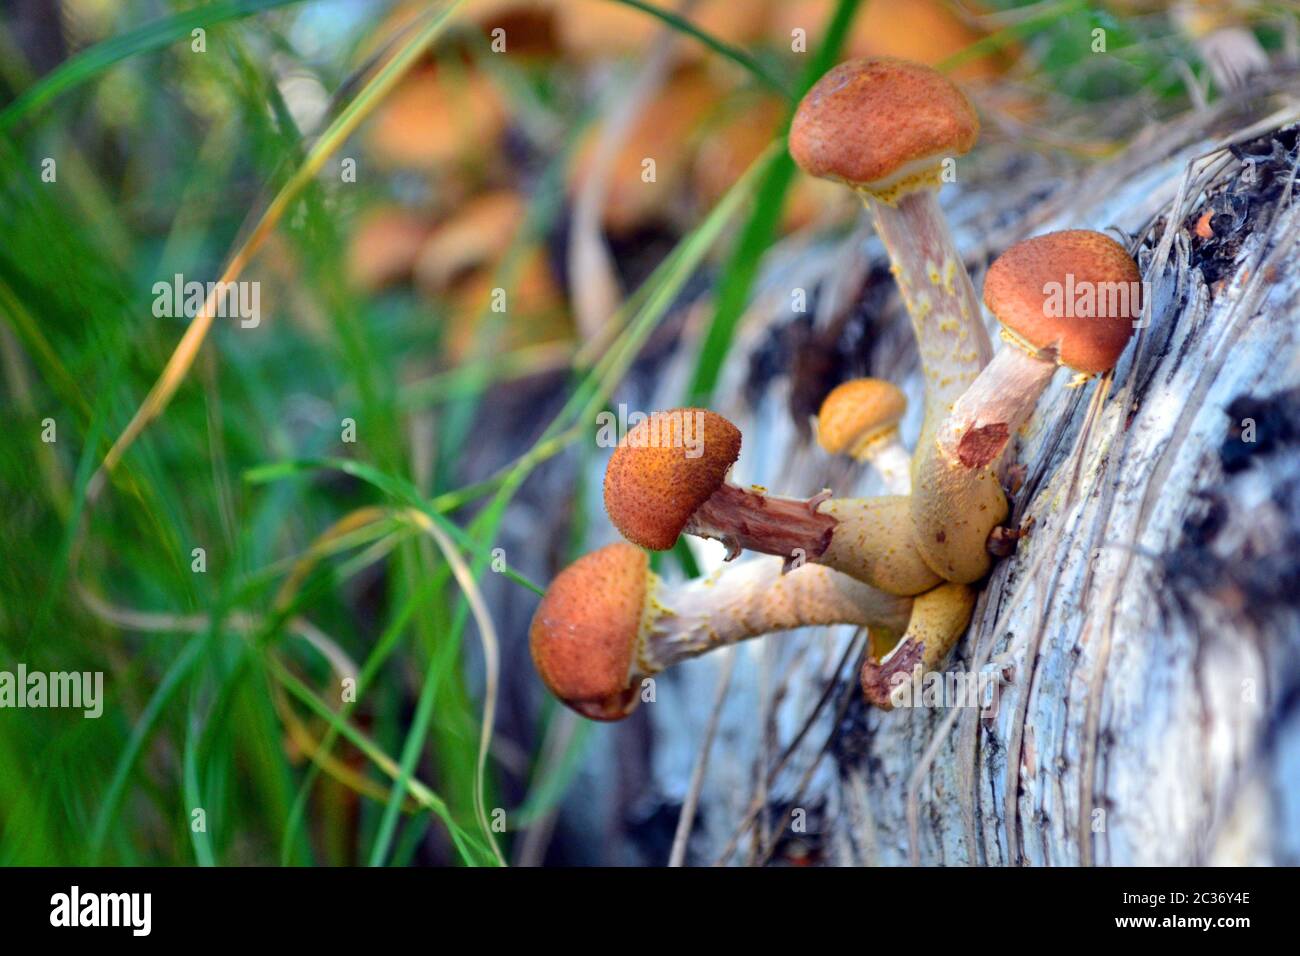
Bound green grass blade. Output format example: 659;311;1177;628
611;0;793;99
684;0;862;407
183;692;218;866
89;634;208;861
0;0;311;133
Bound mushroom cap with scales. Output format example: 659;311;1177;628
789;57;979;198
603;409;742;551
817;378;908;457
983;230;1142;375
528;542;648;721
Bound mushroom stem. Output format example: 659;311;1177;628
859;581;976;710
688;487;942;595
910;439;1007;584
864;188;993;438
684;482;838;568
643;558;912;673
604;408;937;593
817;496;942;596
529;541;915;721
863;438;912;495
908;346;1046;583
911;230;1141;583
869;189;1009;585
938;342;1058;471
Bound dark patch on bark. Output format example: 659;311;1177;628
623;798;689;866
745;261;898;437
1220;386;1300;473
1163;448;1300;620
1186;123;1300;285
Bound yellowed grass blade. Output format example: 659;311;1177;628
92;1;466;496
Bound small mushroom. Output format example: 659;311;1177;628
603;408;940;595
911;230;1141;582
859;581;976;710
790;57;993;471
529;543;912;720
816;378;912;494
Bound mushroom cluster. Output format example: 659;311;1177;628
529;55;1143;723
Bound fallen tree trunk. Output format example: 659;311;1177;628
614;82;1300;866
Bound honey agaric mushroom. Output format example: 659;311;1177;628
530;543;912;720
790;57;993;469
603;409;940;596
859;581;975;710
817;378;912;494
911;230;1142;582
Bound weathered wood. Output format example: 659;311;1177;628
623;88;1300;866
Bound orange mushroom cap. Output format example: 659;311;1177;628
983;230;1142;375
817;379;907;455
789;57;979;194
529;542;649;721
603;409;742;551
